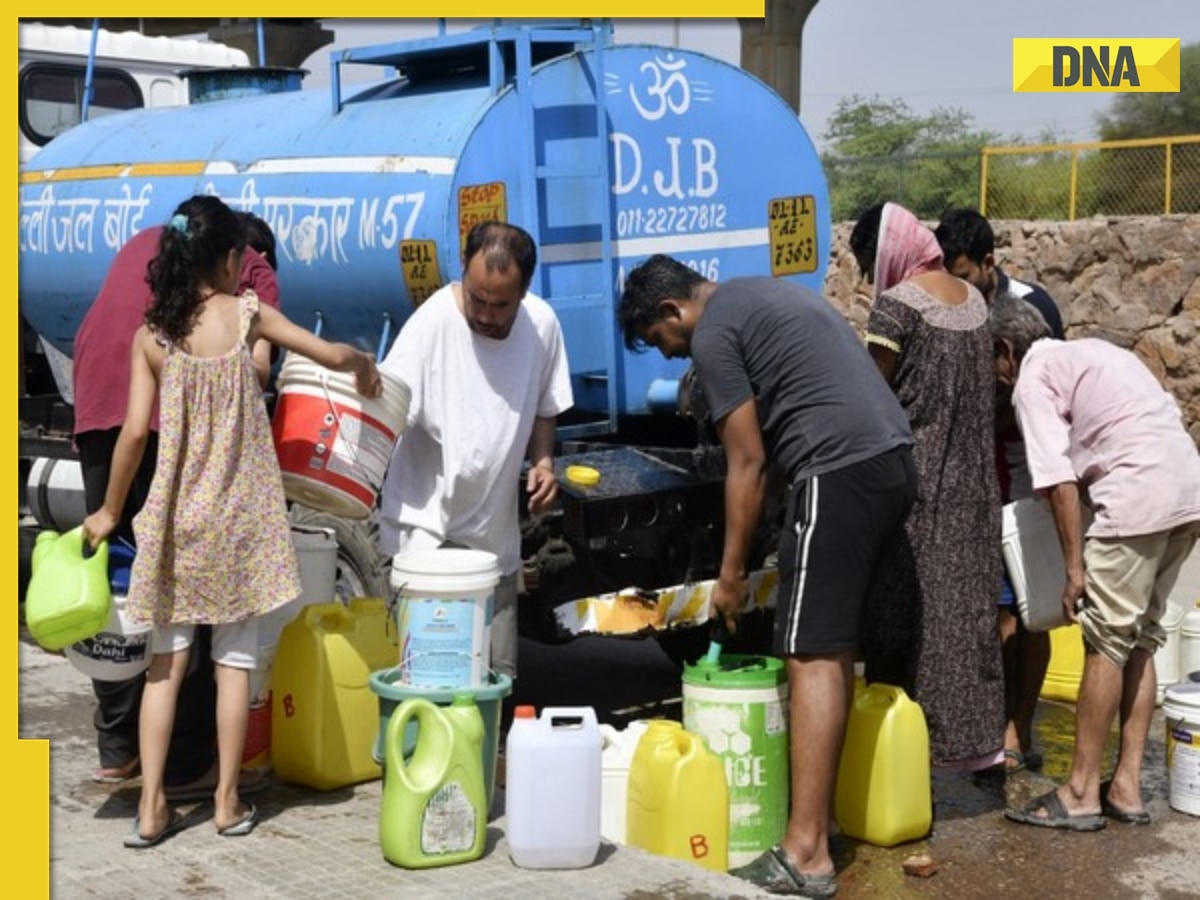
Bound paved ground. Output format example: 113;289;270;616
18;547;1200;899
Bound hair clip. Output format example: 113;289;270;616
168;214;189;236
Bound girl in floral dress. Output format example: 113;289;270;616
83;195;382;848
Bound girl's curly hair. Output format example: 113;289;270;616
145;195;245;344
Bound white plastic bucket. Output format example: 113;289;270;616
63;592;153;681
1155;602;1186;706
271;352;410;520
26;457;88;532
1164;682;1200;817
1181;602;1200;682
599;720;650;844
391;548;500;689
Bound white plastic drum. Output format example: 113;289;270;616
26;457;88;532
271;353;410;520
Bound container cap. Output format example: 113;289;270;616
682;653;787;688
565;465;601;487
514;705;536;719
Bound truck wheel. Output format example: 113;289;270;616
288;504;391;602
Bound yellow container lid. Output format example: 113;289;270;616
565;465;601;487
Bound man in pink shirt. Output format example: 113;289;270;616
73;222;279;793
991;295;1200;832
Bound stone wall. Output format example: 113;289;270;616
822;215;1200;443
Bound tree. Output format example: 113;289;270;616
1095;42;1200;140
821;95;997;221
1089;42;1200;215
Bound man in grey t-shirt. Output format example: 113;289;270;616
618;255;917;898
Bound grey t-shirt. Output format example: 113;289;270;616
692;277;913;482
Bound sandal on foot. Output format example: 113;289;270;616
93;758;140;784
729;844;837;898
1004;789;1106;832
1003;749;1044;773
124;811;186;849
1100;780;1150;825
217;802;259;837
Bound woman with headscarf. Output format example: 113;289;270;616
849;202;1005;771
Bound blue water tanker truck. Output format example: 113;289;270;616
18;22;831;651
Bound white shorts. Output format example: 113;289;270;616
152;619;260;670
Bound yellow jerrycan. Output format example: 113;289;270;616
271;598;397;790
26;527;112;651
626;720;729;873
380;694;487;868
835;682;931;847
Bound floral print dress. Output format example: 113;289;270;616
127;291;300;628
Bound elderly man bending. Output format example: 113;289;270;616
994;294;1200;831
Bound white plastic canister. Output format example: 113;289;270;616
1154;602;1186;706
1164;682;1200;817
1180;601;1200;681
506;705;602;869
392;548;500;689
598;720;650;844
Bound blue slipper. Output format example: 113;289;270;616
217;802;258;837
124;811;186;849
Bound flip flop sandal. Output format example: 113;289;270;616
217;802;259;837
1004;789;1106;832
93;759;140;784
729;844;837;898
1100;780;1151;825
124;811;186;849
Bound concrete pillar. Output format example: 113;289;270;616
739;0;820;114
207;20;335;70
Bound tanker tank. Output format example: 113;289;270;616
19;23;831;427
19;24;832;636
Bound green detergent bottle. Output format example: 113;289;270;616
379;693;487;868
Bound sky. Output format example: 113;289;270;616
299;2;1198;151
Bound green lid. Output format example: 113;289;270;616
682;653;786;688
451;692;478;708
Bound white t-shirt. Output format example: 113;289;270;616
377;283;573;573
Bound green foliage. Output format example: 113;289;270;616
1095;43;1200;140
821;95;997;221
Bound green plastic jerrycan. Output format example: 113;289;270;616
380;694;487;868
26;527;112;651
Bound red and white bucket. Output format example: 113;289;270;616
271;353;410;519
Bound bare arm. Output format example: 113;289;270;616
711;398;769;633
254;302;380;396
525;415;559;514
1044;480;1086;623
82;328;158;547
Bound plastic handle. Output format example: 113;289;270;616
542;706;599;731
387;698;446;785
303;602;350;633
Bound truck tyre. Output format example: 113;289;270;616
288;504;391;602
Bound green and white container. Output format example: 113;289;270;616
682;654;789;867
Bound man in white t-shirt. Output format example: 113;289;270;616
377;221;574;678
992;296;1200;833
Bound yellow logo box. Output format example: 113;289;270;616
1013;38;1180;92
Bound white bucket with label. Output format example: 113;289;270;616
271;352;410;520
63;592;152;681
392;548;500;689
1164;682;1200;817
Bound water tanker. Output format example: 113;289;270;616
18;23;831;642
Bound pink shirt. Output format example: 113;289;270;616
73;228;280;436
1014;338;1200;538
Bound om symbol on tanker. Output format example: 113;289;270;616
628;54;692;121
